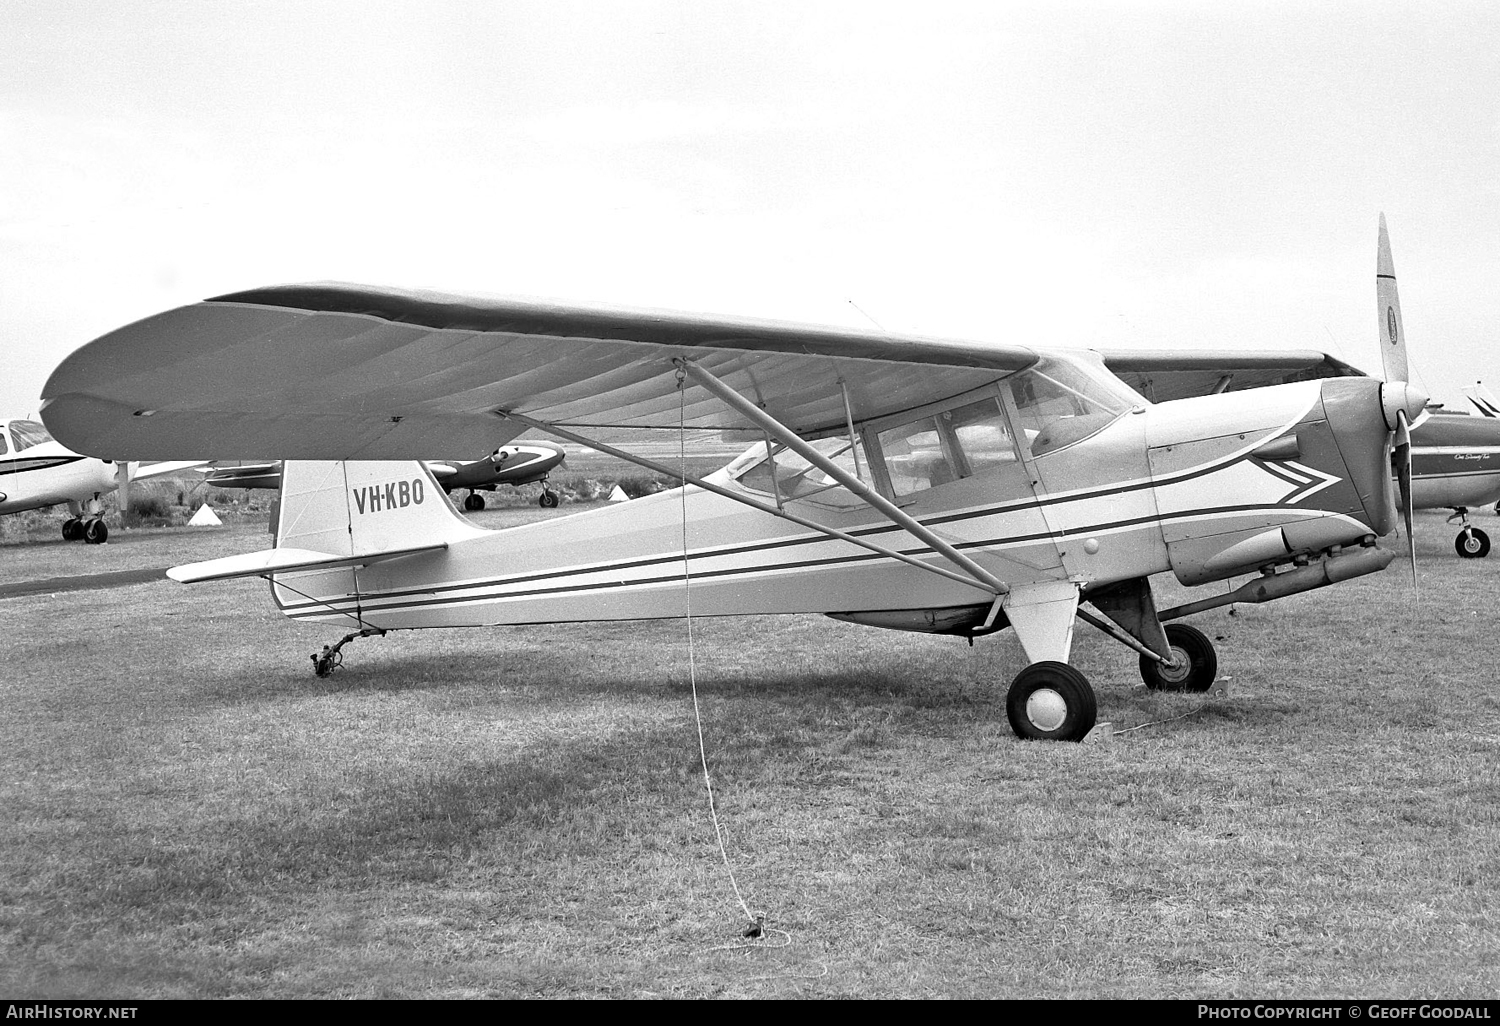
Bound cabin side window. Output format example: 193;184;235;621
735;435;868;505
8;420;53;452
875;395;1017;498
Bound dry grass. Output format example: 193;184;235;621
1;508;1498;998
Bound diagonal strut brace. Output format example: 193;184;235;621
497;411;999;596
678;359;1009;596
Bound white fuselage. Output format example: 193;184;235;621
0;437;116;515
270;378;1389;632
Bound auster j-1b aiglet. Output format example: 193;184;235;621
39;218;1427;741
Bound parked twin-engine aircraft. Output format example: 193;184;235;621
0;417;203;543
39;217;1427;741
205;442;567;509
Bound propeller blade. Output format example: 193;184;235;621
1394;411;1417;597
1377;213;1409;385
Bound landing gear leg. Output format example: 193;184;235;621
538;478;559;508
1449;508;1491;558
311;627;388;677
1139;623;1218;692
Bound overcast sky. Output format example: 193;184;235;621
3;0;1498;419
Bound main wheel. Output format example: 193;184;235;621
83;518;109;545
1006;661;1097;742
1140;623;1218;692
463;493;485;512
61;518;83;541
539;490;559;508
1456;527;1490;558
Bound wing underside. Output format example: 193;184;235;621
1102;349;1366;404
41;284;1037;461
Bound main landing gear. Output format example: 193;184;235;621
1138;624;1218;692
1006;662;1098;741
538;487;559;508
61;516;109;544
1449;509;1491;558
1002;626;1217;743
997;578;1221;742
463;491;486;512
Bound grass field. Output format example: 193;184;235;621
2;503;1498;998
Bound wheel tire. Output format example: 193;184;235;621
1456;527;1490;559
1006;661;1097;742
62;518;83;541
1140;623;1218;692
83;519;109;545
463;493;485;512
539;491;559;508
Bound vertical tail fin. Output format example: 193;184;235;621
276;460;486;555
1464;382;1500;418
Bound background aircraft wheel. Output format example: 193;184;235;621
83;518;109;545
61;518;83;541
1456;527;1490;558
463;493;485;512
539;490;559;508
1140;623;1218;692
1006;661;1096;742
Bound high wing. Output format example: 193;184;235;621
1100;349;1366;403
41;284;1037;461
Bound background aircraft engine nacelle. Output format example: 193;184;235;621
1151;378;1395;585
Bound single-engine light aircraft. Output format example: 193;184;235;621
0;417;203;543
206;441;567;510
40;218;1426;741
1110;243;1500;561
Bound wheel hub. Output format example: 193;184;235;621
1025;688;1069;732
1156;649;1191;684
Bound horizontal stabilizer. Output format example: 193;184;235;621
134;459;211;480
168;542;448;583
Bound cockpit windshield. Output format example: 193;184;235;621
8;420;53;452
1006;357;1134;456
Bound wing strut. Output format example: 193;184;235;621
497;411;1001;596
677;360;1010;596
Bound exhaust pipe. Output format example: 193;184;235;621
1159;545;1395;621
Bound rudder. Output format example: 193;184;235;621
276;460;485;555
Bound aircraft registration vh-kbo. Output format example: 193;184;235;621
205;441;568;510
39;219;1427;742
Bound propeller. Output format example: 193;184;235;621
1376;213;1424;595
